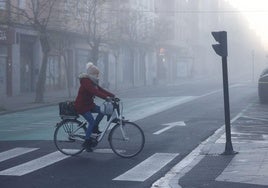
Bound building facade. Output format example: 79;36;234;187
0;0;265;99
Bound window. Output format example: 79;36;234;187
0;45;7;56
64;0;72;13
76;49;89;75
32;0;39;12
46;56;60;89
18;0;26;9
0;0;6;10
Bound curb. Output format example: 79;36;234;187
151;105;249;188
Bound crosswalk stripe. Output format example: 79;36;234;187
94;148;114;153
125;96;196;122
0;151;69;176
0;148;38;163
113;153;179;182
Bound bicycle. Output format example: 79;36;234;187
54;98;145;158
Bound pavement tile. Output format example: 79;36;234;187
176;102;268;188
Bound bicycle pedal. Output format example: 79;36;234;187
91;133;101;137
90;139;98;147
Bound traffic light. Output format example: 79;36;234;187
211;31;228;57
159;47;166;63
211;31;236;155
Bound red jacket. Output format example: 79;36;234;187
74;77;115;114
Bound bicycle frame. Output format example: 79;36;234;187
68;100;126;143
69;122;87;140
60;101;128;142
97;100;123;142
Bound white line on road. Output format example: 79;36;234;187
154;121;186;135
31;121;58;125
0;147;38;163
125;96;197;122
151;104;251;188
113;153;179;182
94;148;117;153
0;151;69;176
62;148;118;154
241;115;268;122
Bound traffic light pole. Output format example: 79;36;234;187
221;56;237;155
211;31;237;155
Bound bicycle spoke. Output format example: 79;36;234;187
54;120;86;156
109;122;145;158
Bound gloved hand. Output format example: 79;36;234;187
114;97;120;102
105;97;112;102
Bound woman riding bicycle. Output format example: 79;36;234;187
74;62;115;151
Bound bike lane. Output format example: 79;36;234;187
0;96;196;141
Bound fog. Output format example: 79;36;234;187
1;0;268;110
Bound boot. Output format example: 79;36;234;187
82;139;93;152
92;126;102;135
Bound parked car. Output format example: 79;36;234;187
258;68;268;103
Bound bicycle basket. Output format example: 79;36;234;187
59;101;78;118
100;101;114;115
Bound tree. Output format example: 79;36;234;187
75;0;107;65
49;31;74;97
107;2;151;86
9;0;58;102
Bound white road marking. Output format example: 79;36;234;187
94;148;120;153
61;149;118;155
113;153;179;182
123;96;197;122
152;105;250;188
154;121;186;135
31;121;58;125
0;151;69;176
0;148;38;163
241;115;268;122
197;84;243;98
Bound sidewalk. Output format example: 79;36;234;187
0;89;76;115
152;102;268;188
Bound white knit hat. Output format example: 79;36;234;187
86;62;99;76
86;62;93;70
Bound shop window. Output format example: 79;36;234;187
46;56;60;89
19;0;26;9
75;49;89;86
0;0;6;10
0;45;7;55
76;49;89;74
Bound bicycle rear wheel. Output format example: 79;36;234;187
109;121;145;158
54;119;86;156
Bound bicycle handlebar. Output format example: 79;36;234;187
106;97;120;103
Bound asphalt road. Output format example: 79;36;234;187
0;80;258;188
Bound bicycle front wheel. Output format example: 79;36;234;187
54;119;86;156
109;121;145;158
